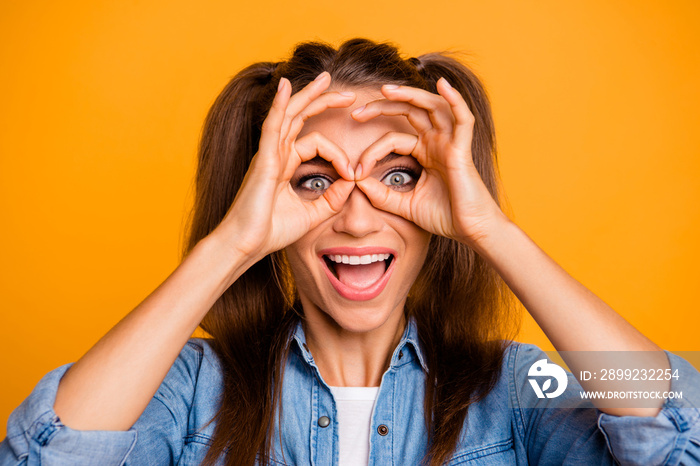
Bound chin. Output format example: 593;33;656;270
336;307;398;333
304;292;406;335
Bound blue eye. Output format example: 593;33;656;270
300;176;331;192
382;170;416;189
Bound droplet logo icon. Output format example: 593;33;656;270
528;359;568;398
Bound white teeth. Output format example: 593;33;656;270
326;253;392;265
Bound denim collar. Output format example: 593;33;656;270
291;316;428;373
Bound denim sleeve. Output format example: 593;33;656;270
509;343;700;465
596;352;700;465
0;340;205;465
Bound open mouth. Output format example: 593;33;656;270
323;253;393;286
319;250;396;301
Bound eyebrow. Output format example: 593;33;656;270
375;152;404;167
300;156;334;169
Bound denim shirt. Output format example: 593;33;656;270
2;319;699;465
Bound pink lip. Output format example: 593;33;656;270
318;247;397;301
318;246;396;256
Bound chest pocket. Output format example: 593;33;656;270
178;433;214;465
446;439;515;465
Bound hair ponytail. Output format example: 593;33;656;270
410;53;499;201
187;62;296;466
400;52;515;465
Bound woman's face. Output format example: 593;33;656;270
285;87;431;333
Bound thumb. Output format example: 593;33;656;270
305;179;355;225
355;178;413;221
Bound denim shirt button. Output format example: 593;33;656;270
399;351;403;359
318;416;330;428
377;424;389;436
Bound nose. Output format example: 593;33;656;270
332;186;384;238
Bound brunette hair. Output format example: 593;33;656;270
185;38;517;466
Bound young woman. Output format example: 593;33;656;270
2;38;699;465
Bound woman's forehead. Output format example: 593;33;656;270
297;87;417;160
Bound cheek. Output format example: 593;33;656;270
408;232;432;276
284;243;320;297
283;223;321;273
389;218;431;278
284;246;307;279
401;222;432;255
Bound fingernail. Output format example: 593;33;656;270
314;71;328;82
383;84;399;90
347;162;354;178
355;163;363;179
340;91;354;97
351;105;365;117
277;78;285;93
440;77;453;89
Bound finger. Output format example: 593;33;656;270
284;71;333;121
351;100;432;134
258;77;292;157
436;77;475;144
355;177;413;221
283;91;356;142
379;84;454;131
293;131;354;180
356;131;418;179
305;179;355;224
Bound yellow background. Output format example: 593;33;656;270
2;1;699;434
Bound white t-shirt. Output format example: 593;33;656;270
329;386;380;466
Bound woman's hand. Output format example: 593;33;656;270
351;81;671;418
53;74;357;431
214;72;356;260
351;78;507;248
